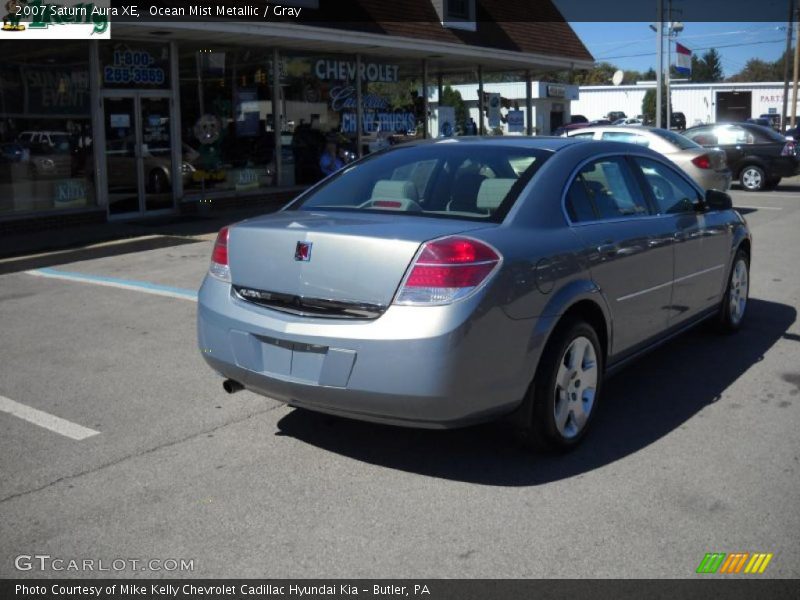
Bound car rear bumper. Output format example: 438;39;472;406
197;276;535;428
696;169;732;191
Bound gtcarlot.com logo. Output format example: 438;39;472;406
696;552;773;574
14;554;194;572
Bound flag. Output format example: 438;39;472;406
675;43;692;76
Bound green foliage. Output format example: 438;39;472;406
440;85;468;129
642;84;673;124
689;48;723;82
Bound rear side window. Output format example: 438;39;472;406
291;144;551;222
632;157;701;214
601;131;650;147
566;157;650;222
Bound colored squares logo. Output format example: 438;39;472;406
697;552;773;574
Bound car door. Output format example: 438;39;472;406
629;156;731;323
565;156;675;357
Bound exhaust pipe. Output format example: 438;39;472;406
222;379;244;394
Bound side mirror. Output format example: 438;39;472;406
704;189;733;211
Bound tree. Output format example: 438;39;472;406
691;48;723;82
728;58;782;82
643;67;657;80
701;49;724;82
440;85;467;131
642;84;673;125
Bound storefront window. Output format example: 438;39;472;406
0;41;95;217
178;44;278;196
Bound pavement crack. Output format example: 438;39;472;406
0;403;285;505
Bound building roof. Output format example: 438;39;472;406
315;1;594;66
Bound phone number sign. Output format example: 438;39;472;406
103;50;166;86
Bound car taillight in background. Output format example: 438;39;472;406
209;226;230;282
691;154;712;169
394;236;502;306
781;141;796;156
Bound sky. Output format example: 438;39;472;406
569;22;791;78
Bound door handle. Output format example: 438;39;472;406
597;242;619;256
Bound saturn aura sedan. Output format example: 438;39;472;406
198;138;751;451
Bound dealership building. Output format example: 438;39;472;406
570;81;800;126
0;0;592;230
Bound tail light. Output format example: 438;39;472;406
394;236;502;306
209;226;230;282
691;154;712;169
781;141;796;156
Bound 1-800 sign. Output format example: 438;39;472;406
103;50;165;85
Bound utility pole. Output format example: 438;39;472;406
792;6;799;128
781;0;794;133
656;0;663;129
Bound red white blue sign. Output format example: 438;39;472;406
675;43;692;76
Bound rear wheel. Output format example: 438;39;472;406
717;249;749;332
740;165;766;191
517;320;604;452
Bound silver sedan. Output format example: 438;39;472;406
566;125;732;192
197;138;751;451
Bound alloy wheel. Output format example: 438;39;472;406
553;336;598;439
729;258;749;325
742;167;763;190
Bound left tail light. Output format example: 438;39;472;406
691;154;712;169
209;226;230;282
394;236;502;306
781;141;796;156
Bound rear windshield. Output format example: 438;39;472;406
650;128;700;150
288;144;552;222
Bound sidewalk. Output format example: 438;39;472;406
0;202;288;275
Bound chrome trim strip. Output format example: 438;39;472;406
616;280;672;302
673;263;726;284
616;264;726;302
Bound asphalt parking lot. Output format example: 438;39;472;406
1;184;799;579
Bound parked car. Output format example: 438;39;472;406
87;139;196;192
607;111;627;122
671;112;687;131
757;113;782;130
198;138;751;451
612;118;643;126
569;114;588;124
553;121;591;136
784;125;800;141
746;117;771;128
683;122;800;191
565;125;731;191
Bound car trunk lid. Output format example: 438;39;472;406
227;210;492;316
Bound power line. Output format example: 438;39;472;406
600;38;786;60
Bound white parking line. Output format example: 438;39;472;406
0;395;100;440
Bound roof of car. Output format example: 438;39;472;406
401;136;588;152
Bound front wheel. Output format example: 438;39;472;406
717;249;749;332
740;165;766;191
517;320;604;452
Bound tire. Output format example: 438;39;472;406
717;249;750;333
739;165;766;191
149;170;168;194
517;320;604;452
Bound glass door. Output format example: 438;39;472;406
103;94;175;216
104;96;140;216
140;96;174;212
